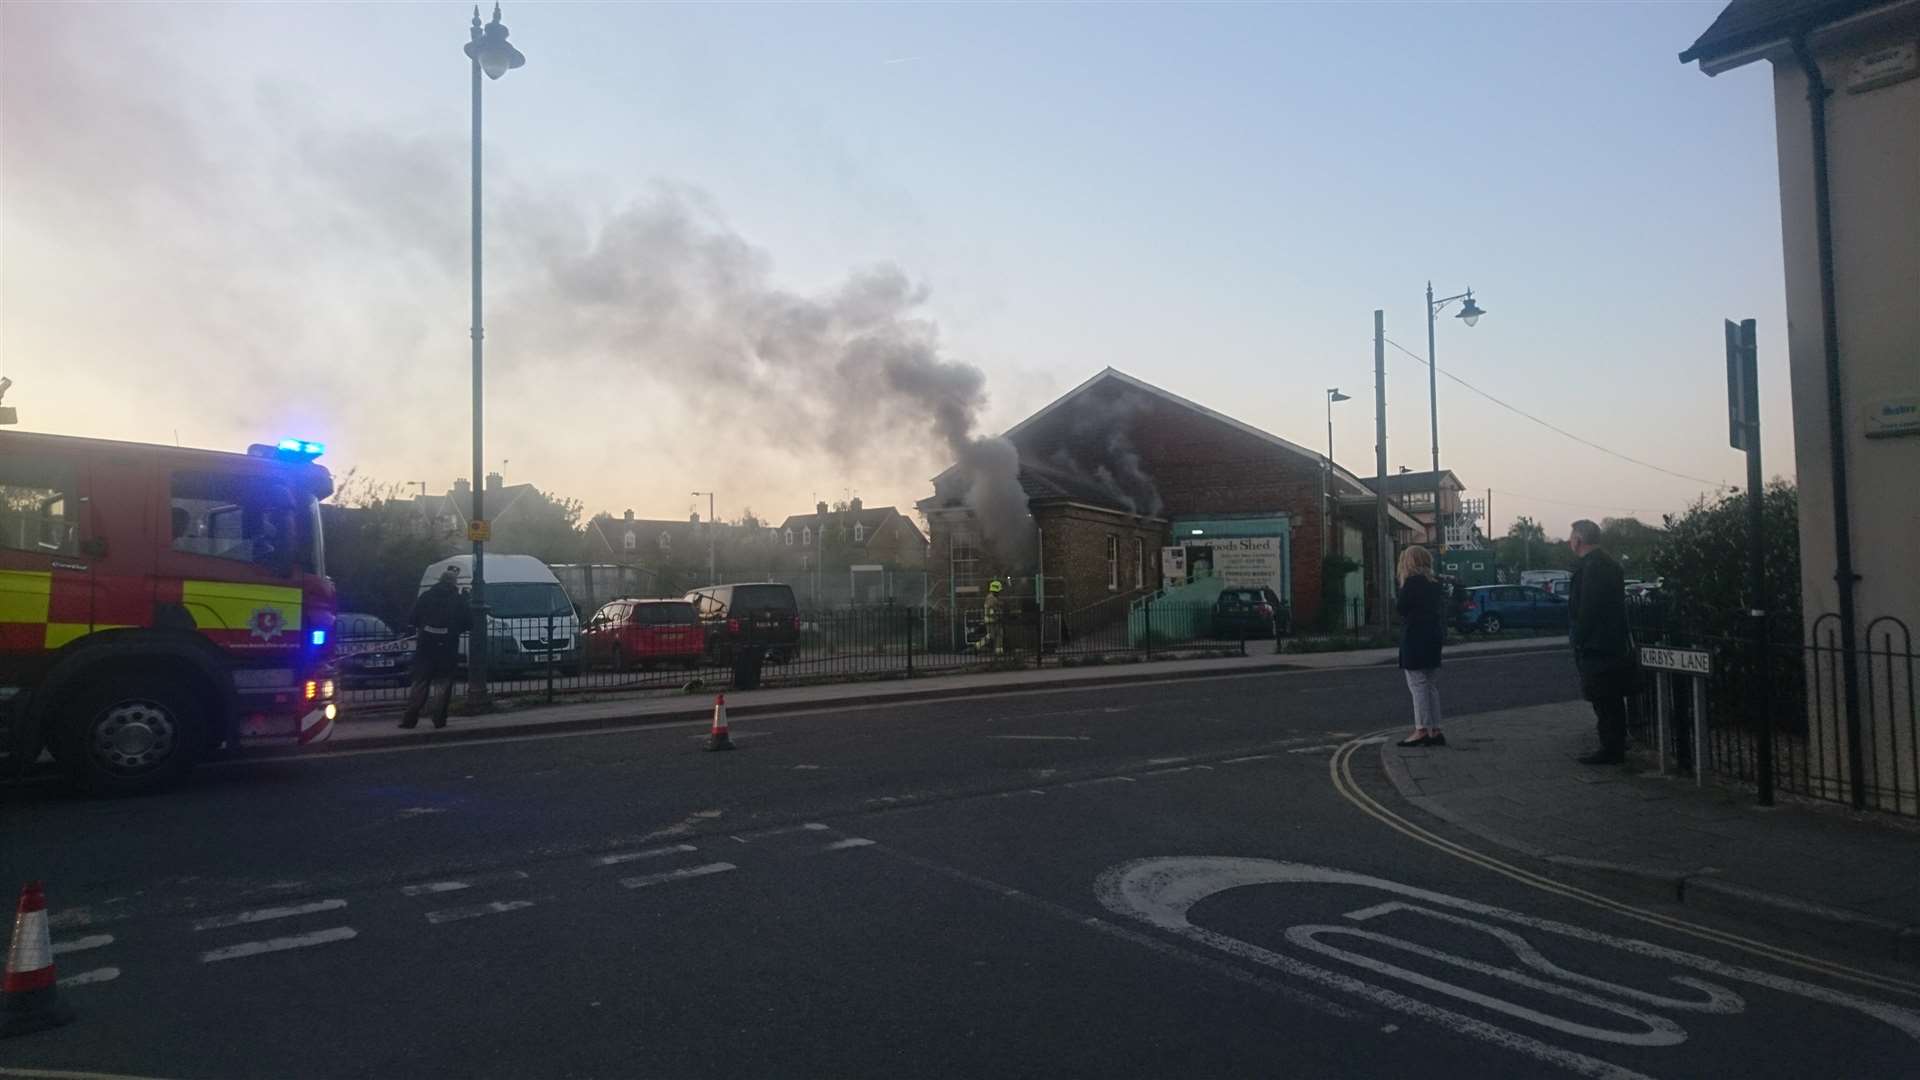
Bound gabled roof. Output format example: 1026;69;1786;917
931;367;1376;501
1679;0;1908;72
773;505;924;547
1372;469;1467;496
416;483;544;527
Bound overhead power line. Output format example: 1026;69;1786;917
1379;336;1728;490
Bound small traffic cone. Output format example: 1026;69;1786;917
705;693;735;752
3;881;75;1038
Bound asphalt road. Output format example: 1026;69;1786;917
7;651;1919;1079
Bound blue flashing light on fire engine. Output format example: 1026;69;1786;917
311;629;327;647
252;438;326;462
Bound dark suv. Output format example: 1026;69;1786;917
684;583;802;663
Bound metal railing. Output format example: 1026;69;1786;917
1631;611;1918;817
333;597;1271;710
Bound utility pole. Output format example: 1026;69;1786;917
691;490;716;585
1374;310;1390;634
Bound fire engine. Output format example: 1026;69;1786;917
1;431;339;793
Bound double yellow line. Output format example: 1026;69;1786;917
1330;733;1920;1000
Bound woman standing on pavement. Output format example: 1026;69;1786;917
1395;544;1446;748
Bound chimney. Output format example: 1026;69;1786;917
690;512;701;525
623;509;634;523
453;478;471;497
486;472;504;492
850;497;863;512
816;501;828;516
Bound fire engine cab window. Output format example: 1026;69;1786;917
170;471;311;571
0;460;78;556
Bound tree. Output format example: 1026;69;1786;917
488;489;584;565
1599;517;1664;579
322;473;456;626
1650;480;1800;640
1493;516;1572;574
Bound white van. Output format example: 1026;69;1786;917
417;554;581;675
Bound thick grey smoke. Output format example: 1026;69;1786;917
515;189;1034;560
1049;392;1164;517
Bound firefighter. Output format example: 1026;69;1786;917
401;565;471;730
982;578;1005;656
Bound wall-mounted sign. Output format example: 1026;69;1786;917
1865;395;1920;439
1847;42;1918;94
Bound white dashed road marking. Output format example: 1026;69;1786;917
1287;745;1343;755
58;967;121;987
425;900;537;925
987;735;1092;741
821;837;876;852
620;862;738;890
399;870;529;897
52;934;114;955
191;899;347;931
1147;756;1189;765
200;926;359;963
596;843;699;866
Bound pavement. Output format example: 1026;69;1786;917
1380;700;1920;965
321;634;1572;751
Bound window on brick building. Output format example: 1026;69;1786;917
1106;535;1119;591
952;529;980;590
1133;538;1144;589
784;528;794;546
803;526;812;546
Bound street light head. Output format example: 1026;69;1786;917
1456;292;1485;327
1329;389;1351;403
464;3;526;79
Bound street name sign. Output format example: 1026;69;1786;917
1640;646;1712;676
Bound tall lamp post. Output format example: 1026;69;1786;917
1424;282;1485;551
1322;388;1351;562
462;4;526;709
691;491;716;585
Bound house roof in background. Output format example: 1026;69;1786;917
1679;0;1906;68
1370;470;1466;496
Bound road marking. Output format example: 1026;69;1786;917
1288;744;1342;754
987;735;1092;741
0;1066;176;1079
822;837;876;851
620;862;738;889
1221;754;1275;764
398;870;528;897
51;934;114;955
199;926;358;963
792;764;822;770
397;806;446;817
190;899;347;931
426;900;537;925
57;967;120;987
1147;756;1189;765
803;822;831;830
1329;735;1920;1001
596;843;699;865
46;909;93;930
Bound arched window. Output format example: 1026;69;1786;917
784;529;794;547
853;523;865;543
659;532;672;552
802;526;813;546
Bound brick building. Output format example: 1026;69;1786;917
919;368;1419;639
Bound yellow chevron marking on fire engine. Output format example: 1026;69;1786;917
180;581;302;633
45;623;93;649
0;569;53;625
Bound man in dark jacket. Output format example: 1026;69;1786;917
1568;519;1635;763
401;564;471;729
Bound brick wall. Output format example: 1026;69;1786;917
1017;384;1337;626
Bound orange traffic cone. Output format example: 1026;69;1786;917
2;881;75;1038
705;693;735;752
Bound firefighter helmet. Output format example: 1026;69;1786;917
988;579;1003;593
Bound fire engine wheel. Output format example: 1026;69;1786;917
64;677;204;795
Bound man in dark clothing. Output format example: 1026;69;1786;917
1568;519;1636;764
401;564;471;729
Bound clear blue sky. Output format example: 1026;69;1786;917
1;1;1787;532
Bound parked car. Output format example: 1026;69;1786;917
418;554;581;677
684;582;802;663
334;612;414;687
1212;587;1286;639
1457;584;1569;634
582;598;706;671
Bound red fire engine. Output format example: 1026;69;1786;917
1;431;339;793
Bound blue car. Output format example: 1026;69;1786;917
1457;585;1569;634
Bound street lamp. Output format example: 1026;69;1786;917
691;491;716;585
1322;388;1351;560
1425;282;1486;550
462;4;527;710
